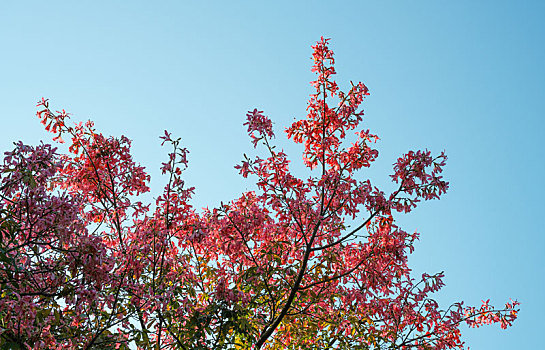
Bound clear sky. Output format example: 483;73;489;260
1;1;543;348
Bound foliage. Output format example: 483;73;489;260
0;38;518;349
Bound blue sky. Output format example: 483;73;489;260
1;1;543;348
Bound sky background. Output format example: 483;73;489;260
1;1;543;348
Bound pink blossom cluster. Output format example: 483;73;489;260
243;109;275;148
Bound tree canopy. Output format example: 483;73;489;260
0;37;518;349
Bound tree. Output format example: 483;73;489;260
0;37;518;349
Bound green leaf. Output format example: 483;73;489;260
0;342;21;350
